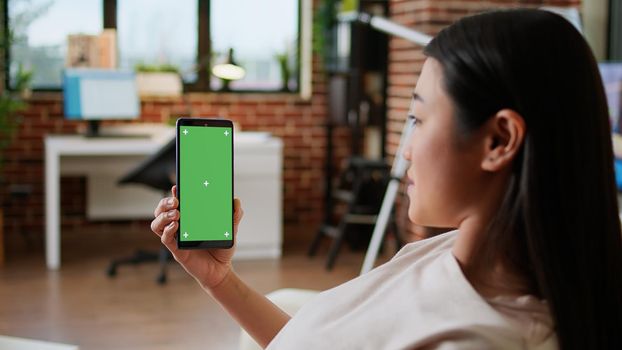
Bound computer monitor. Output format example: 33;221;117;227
63;68;140;137
598;62;622;133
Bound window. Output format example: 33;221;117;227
5;0;302;92
210;0;299;91
116;0;198;83
8;0;103;89
610;0;622;60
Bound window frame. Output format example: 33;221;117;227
3;0;303;93
609;0;622;60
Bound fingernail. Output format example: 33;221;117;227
167;221;175;229
167;211;176;218
168;198;175;207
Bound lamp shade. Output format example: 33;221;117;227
212;63;246;80
212;48;246;81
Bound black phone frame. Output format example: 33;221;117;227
175;117;235;249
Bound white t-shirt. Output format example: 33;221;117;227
267;230;557;350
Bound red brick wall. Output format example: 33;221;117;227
387;0;581;241
0;64;355;252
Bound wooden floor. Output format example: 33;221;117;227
0;227;390;350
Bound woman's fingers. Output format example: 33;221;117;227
153;197;168;218
150;209;179;236
151;191;178;237
161;220;178;252
154;196;178;218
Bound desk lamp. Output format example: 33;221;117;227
212;48;246;91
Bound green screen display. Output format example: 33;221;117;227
179;125;233;242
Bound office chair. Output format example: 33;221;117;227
106;137;175;284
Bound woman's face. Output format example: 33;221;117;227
403;58;486;228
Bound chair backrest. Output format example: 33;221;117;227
118;137;176;192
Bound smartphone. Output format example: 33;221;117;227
176;117;234;249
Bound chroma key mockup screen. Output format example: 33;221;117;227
178;125;233;242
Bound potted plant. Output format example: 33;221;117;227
0;4;35;265
275;51;291;92
0;64;31;161
0;63;32;266
134;62;183;98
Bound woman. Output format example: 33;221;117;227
151;9;622;349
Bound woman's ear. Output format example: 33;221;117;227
481;109;526;172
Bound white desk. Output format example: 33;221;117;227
45;124;282;270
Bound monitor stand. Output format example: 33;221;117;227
84;120;151;139
86;120;101;137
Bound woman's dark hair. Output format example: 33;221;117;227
424;9;622;349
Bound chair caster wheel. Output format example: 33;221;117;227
107;264;117;277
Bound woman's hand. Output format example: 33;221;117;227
153;186;290;347
150;185;244;290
